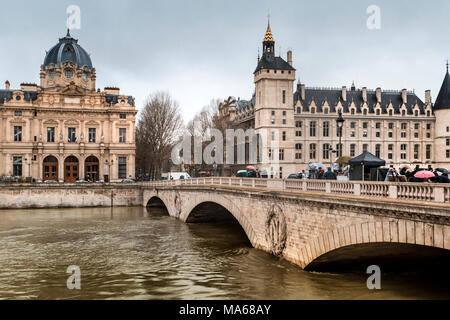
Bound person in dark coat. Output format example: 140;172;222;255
324;168;337;180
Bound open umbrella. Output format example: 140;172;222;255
246;165;256;171
336;156;351;166
436;168;450;174
306;162;327;171
414;170;435;179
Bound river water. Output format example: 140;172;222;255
0;206;448;300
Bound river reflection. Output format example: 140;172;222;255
0;206;448;300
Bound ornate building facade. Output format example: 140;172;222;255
0;30;137;182
220;22;450;178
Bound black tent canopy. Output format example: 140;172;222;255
349;152;386;181
348;152;386;167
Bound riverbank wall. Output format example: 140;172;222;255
0;184;142;209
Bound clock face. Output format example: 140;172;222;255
82;72;88;81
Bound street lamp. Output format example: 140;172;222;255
336;111;345;172
336;110;345;156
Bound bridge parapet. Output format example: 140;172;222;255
143;178;450;204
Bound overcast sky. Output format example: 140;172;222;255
1;0;450;122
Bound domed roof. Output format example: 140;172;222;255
43;29;93;71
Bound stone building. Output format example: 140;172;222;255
0;30;137;182
220;21;450;178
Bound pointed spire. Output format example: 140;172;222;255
66;28;71;37
446;59;449;73
263;15;274;43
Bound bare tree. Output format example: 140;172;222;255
136;91;183;180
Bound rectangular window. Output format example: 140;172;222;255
14;126;22;142
363;122;368;129
309;144;316;159
401;123;407;130
401;144;407;151
88;128;96;143
415;123;420;130
295;121;302;128
375;144;381;158
426;123;431;130
271;131;275;141
282;90;286;104
118;157;127;179
401;153;407;160
296;131;302;137
414;132;419;138
426;145;432;159
310;121;316;137
323;144;330;159
271;111;275;116
388;144;393;151
414;144;420;160
282;111;286;116
350;144;356;157
13;156;22;176
376;132;380;138
14;110;22;117
279;149;285;161
282;131;286;141
47;127;55;143
350;122;356;129
389;123;394;129
363;144;368;153
447;150;450;159
323;121;329;137
388;153;393;160
376;122;381;129
388;132;393;138
68;128;77;143
350;131;355;137
268;148;274;160
120;114;127;119
119;128;127;143
401;132;407;138
447;139;450;146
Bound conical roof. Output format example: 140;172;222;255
434;69;450;111
263;23;274;42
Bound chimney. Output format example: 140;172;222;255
425;90;431;104
362;87;367;102
5;80;10;90
342;86;347;102
300;84;305;100
401;89;407;104
287;50;293;66
376;87;382;103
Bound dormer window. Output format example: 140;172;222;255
311;107;315;114
64;69;74;79
401;110;406;116
49;71;55;79
82;72;89;81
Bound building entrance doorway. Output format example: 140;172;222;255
64;156;79;183
85;156;99;182
43;156;58;181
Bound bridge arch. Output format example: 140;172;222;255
181;195;259;248
302;220;449;271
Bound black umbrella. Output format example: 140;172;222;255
436;168;450;174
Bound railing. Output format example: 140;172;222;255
143;178;450;204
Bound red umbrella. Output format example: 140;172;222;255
246;165;256;171
414;170;435;178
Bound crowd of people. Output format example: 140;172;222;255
388;165;450;183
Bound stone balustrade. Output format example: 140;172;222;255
144;178;450;204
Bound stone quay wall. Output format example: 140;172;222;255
0;184;142;209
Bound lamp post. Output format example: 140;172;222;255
336;111;345;172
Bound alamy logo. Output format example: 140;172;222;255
366;5;381;30
66;265;81;290
366;265;381;290
66;5;81;30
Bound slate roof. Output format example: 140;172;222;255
294;84;425;115
254;53;295;74
0;89;38;104
434;71;450;111
235;94;255;113
43;30;93;71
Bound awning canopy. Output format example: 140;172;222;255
348;152;386;167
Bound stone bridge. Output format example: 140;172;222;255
142;178;450;270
